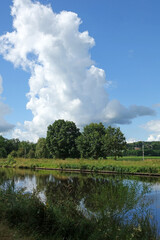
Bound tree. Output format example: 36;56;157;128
10;150;18;157
17;141;36;158
27;149;35;158
0;147;7;158
35;138;49;158
103;126;126;160
76;122;106;159
46;120;80;159
5;138;20;155
0;136;6;149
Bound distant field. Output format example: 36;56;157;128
1;156;160;175
116;156;160;161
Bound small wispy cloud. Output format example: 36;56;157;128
152;103;160;108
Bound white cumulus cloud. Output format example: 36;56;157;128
0;75;14;133
126;138;138;143
0;0;155;142
142;120;160;141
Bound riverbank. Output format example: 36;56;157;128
0;171;157;240
1;157;160;176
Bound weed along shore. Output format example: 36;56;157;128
0;167;159;240
1;156;160;176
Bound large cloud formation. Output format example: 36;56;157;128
0;75;14;133
0;0;155;141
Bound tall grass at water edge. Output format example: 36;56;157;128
1;156;160;174
0;180;158;240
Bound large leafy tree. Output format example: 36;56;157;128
76;122;106;159
46;120;80;159
35;138;49;158
104;126;126;160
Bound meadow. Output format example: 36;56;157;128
1;156;160;175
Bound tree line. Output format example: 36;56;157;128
0;120;126;160
125;141;160;156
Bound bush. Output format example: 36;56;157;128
10;150;17;157
6;155;16;165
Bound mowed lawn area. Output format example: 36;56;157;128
1;156;160;175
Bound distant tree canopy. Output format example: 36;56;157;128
124;141;160;156
46;120;81;159
3;119;160;159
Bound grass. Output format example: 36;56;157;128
1;156;160;175
0;221;34;240
0;179;157;240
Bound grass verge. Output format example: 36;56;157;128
1;156;160;175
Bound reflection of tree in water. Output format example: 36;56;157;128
45;176;152;224
0;168;157;238
0;168;154;220
0;170;8;185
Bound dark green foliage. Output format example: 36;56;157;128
2;119;160;160
0;136;7;157
5;138;20;155
77;123;126;159
46;120;81;159
35;138;49;158
0;136;6;149
9;150;18;157
27;149;35;158
125;141;160;156
16;141;36;158
76;122;106;159
104;126;126;160
0;147;7;158
0;136;37;159
17;147;25;157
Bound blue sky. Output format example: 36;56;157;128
0;0;160;142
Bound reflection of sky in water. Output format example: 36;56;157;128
148;184;160;235
77;198;98;219
13;176;46;203
1;169;160;236
15;176;37;191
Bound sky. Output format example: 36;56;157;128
0;0;160;143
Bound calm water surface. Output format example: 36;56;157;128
0;168;160;235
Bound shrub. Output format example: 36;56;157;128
6;155;16;165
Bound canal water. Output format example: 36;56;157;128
0;168;160;237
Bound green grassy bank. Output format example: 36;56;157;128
1;156;160;175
